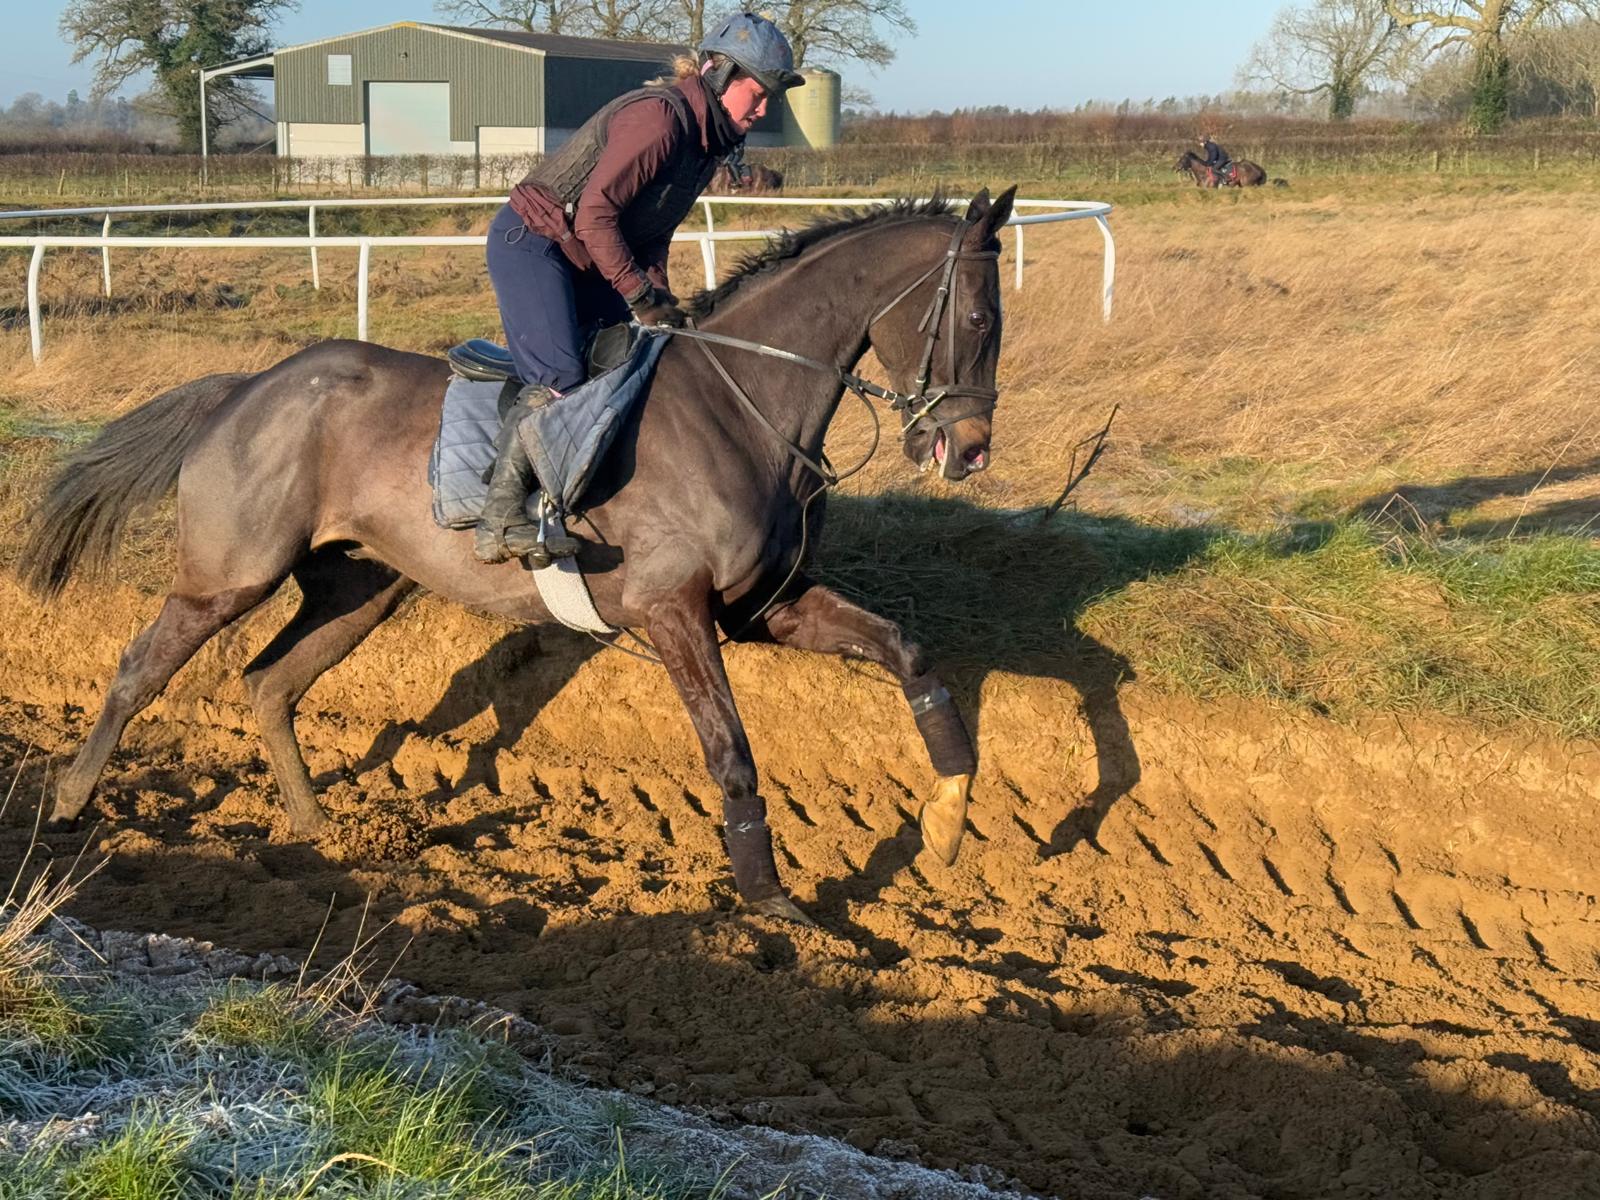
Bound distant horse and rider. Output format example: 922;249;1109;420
711;148;785;195
1174;134;1271;188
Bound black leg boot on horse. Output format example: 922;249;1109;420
474;385;580;567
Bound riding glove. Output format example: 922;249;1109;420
628;283;687;329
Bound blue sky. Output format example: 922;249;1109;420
4;1;1286;112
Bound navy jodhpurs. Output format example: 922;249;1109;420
485;204;630;393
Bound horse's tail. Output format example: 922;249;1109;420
16;372;253;599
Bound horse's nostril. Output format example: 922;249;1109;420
964;447;988;471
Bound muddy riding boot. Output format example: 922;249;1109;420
474;396;546;565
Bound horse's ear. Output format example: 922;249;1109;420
970;185;1017;245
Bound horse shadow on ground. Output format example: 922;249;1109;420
811;491;1217;860
309;477;1598;953
1350;458;1600;538
327;624;603;798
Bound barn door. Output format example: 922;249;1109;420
367;82;452;156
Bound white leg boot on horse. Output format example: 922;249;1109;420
745;577;977;872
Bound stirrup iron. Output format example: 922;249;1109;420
536;495;580;562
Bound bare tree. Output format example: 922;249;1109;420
767;0;916;69
60;0;296;150
1242;0;1408;119
1520;14;1600;112
432;0;586;34
573;0;673;40
1382;0;1596;129
438;0;917;68
669;0;711;48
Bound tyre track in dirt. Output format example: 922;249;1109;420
2;581;1598;1198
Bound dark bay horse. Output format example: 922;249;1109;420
1174;151;1268;188
18;189;1017;923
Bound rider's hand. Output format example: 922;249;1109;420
628;284;687;329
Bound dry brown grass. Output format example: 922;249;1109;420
993;187;1600;514
5;179;1600;528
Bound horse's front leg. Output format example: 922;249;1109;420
748;578;976;866
647;580;812;924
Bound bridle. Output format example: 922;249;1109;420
866;215;1001;440
658;212;1002;485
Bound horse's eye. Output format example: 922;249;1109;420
968;311;989;330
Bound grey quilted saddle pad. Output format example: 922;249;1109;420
427;328;667;530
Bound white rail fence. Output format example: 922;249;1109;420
1;195;1113;365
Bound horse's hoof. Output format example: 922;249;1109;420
289;811;333;841
45;798;87;831
744;894;817;927
920;774;971;867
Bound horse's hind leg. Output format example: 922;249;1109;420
242;550;416;838
743;578;977;867
52;582;279;826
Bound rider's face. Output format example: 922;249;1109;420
721;75;770;132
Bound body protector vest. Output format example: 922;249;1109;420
519;86;720;251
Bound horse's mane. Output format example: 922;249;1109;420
687;195;955;317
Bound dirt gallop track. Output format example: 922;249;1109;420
2;578;1598;1199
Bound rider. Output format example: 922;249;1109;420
476;11;805;565
1201;133;1233;186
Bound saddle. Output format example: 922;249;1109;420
431;324;667;531
447;322;635;387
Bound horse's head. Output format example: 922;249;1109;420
1174;151;1199;172
868;186;1015;482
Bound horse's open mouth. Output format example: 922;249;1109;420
925;431;988;475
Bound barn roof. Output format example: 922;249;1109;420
425;24;687;62
255;21;686;63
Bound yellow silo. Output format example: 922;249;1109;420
783;69;841;149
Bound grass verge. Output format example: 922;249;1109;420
1080;519;1600;733
0;855;759;1200
821;495;1600;736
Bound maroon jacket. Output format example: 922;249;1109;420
509;79;733;302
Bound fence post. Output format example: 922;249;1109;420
700;234;717;291
102;213;112;298
309;205;320;290
1094;215;1115;323
1014;222;1025;292
702;198;717;282
28;244;45;364
358;240;370;340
